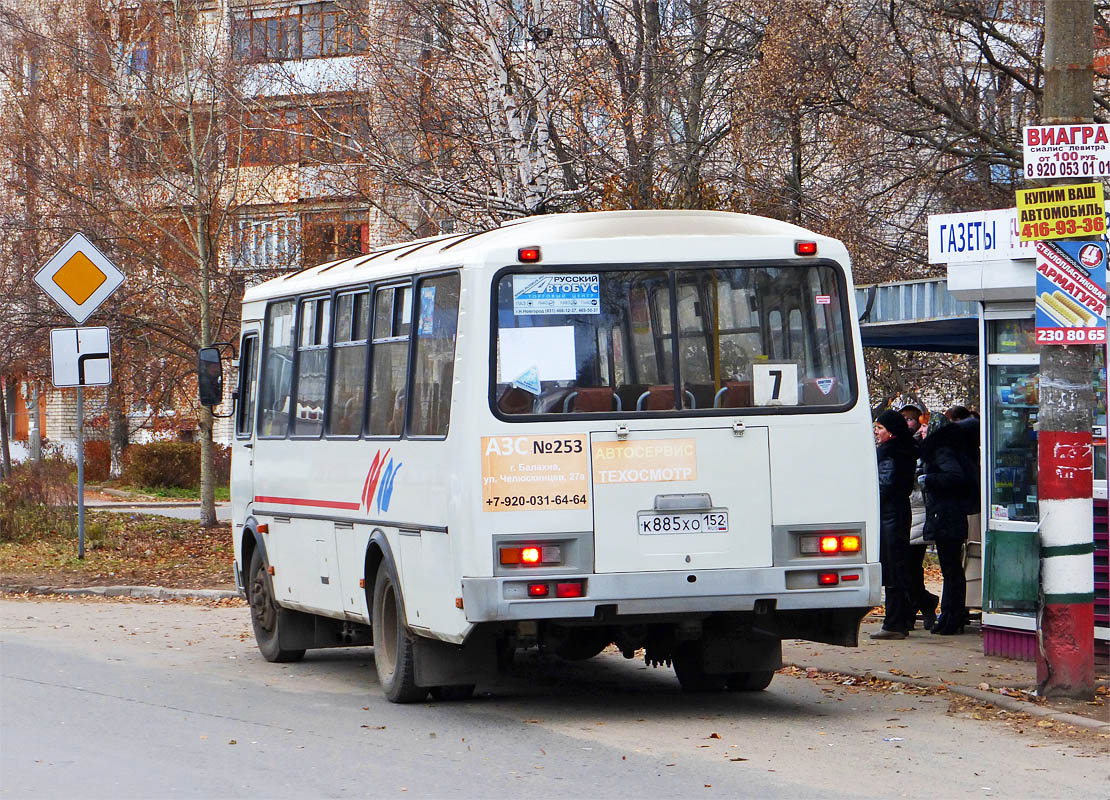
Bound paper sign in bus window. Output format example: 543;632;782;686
513;274;600;315
498;326;577;382
753;363;799;406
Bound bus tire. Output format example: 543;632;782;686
248;549;305;663
672;644;725;692
726;670;775;692
371;563;427;704
429;684;475;701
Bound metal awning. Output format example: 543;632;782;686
855;278;979;354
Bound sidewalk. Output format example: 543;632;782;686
783;615;1109;730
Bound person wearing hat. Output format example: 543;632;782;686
872;408;919;639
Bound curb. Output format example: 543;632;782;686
786;662;1109;732
2;584;240;601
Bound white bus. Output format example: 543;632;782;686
203;210;881;703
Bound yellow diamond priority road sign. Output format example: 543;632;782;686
34;233;125;324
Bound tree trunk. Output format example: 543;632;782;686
29;381;41;463
108;380;128;477
0;378;12;479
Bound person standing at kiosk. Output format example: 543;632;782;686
872;409;920;639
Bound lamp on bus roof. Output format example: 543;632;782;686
518;247;542;263
794;240;818;256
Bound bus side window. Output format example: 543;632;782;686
258;300;295;438
368;284;411;436
293;296;331;437
327;290;369;436
409;273;460;437
236;334;258;438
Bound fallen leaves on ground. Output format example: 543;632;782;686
0;510;234;590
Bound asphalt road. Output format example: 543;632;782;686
1;600;1103;799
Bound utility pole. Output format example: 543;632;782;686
1036;0;1096;700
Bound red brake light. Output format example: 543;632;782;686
819;536;840;554
555;581;584;598
795;240;818;256
518;247;542;263
818;572;839;586
841;573;860;582
520;547;541;564
527;583;549;597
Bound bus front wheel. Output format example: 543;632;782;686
248;549;305;663
371;564;427;704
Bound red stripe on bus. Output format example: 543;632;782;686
254;495;361;510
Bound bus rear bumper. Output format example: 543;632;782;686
460;563;882;623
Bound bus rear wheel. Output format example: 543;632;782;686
248;549;305;663
371;564;427;704
726;670;775;691
672;643;725;692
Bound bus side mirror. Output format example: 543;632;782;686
198;347;224;407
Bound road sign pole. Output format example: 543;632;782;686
76;385;85;559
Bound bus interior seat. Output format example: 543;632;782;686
564;387;621;412
688;383;718;409
713;380;753;408
616;384;648;411
498;386;536;415
636;385;696;410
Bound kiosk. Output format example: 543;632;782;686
940;210;1110;660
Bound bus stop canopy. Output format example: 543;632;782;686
855;278;979;354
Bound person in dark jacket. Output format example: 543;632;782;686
872;409;919;639
902;404;938;630
918;412;976;634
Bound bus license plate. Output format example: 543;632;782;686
637;511;729;535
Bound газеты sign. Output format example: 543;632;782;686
1035;240;1107;345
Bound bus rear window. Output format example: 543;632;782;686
492;264;853;416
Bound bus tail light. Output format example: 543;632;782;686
527;583;549;597
518;247;542;263
499;545;563;566
555;581;584;598
841;574;860;582
818;572;839;586
795;240;818;256
798;531;862;556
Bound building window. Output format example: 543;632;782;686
302;212;368;266
230;216;302;271
232;2;367;64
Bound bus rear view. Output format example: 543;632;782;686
215;211;879;701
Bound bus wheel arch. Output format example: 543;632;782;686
246;547;305;663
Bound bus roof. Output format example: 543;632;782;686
242;210;833;303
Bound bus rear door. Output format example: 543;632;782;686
589;424;772;573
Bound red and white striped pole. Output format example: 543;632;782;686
1036;420;1096;696
1035;1;1096;699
